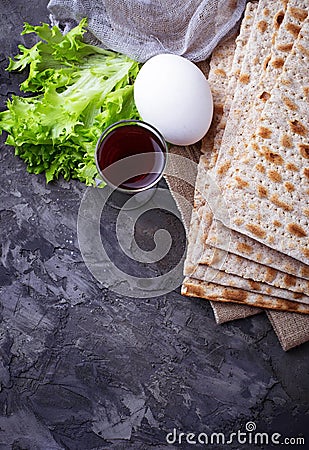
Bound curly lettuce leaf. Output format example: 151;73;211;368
0;19;140;186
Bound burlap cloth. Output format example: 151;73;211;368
47;0;309;351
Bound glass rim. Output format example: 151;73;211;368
95;119;169;193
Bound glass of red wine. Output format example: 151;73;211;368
95;120;168;209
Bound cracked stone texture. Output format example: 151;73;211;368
0;1;309;449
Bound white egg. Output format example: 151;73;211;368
134;54;213;146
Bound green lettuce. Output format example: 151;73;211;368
0;19;140;185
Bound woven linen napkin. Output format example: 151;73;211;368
48;0;247;63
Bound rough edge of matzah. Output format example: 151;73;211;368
211;0;287;182
185;2;308;298
183;1;309;314
214;7;309;263
198;1;309;291
182;30;238;274
192;261;309;304
182;277;309;315
206;2;309;282
186;1;258;273
191;0;275;270
206;219;309;280
200;31;238;157
198;234;309;295
182;2;262;317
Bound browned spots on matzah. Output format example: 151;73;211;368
284;274;297;287
268;170;282;183
248;280;261;291
257;185;268;198
214;68;226;77
234;218;244;226
217;160;231;176
256;163;265;173
184;263;196;275
263;55;271;70
255;252;262;262
287;223;307;237
212;152;219;166
301;265;309;278
304;168;309;179
204;210;213;222
235;255;243;265
263;7;270;16
302;248;309;259
280;134;292;147
303;86;309;99
259;91;271;102
298;143;309;159
281;0;288;9
285;182;295;192
285;22;302;39
261;146;284;164
223;288;248;302
270;193;293;212
289;120;308;136
268;236;275;244
258;20;268;33
210;252;222;266
281;301;309;313
194;198;203;208
182;283;203;298
228;146;235;156
304;208;309;217
272;57;285;69
245;223;266;239
252;142;260;152
239;73;250;84
277;42;293;52
297;43;309;57
234;68;240;78
258;126;272;139
265;267;277;283
236;242;253;254
282;96;298;111
273;220;282;227
274;10;285;29
281;78;291;86
286;162;298;171
293;292;303;299
289;7;308;21
235;176;249;188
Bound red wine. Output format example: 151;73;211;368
97;123;167;191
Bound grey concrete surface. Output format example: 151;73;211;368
0;1;308;449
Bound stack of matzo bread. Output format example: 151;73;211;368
182;0;309;314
